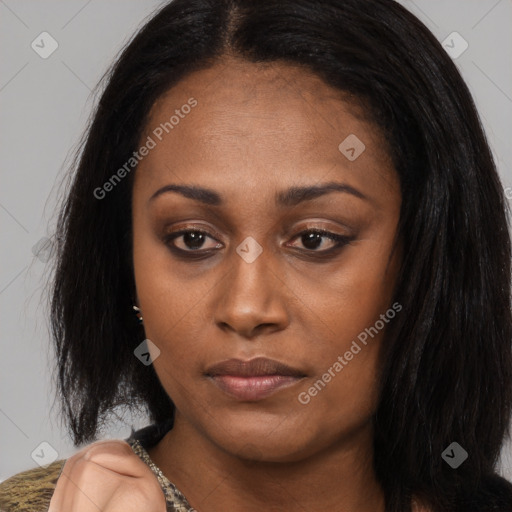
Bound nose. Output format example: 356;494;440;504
213;241;290;339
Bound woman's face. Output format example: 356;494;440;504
132;56;401;462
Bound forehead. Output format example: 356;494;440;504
135;56;397;203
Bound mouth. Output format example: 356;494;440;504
205;357;306;401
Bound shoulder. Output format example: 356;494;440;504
0;439;147;512
413;473;512;512
0;459;66;512
0;422;172;512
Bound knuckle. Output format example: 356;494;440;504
82;439;132;461
62;440;135;479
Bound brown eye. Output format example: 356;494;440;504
288;229;353;253
165;229;222;254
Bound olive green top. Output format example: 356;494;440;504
0;421;194;512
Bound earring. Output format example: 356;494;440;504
133;305;143;324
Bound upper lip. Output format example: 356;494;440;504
205;357;306;378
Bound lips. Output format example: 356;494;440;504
205;357;306;401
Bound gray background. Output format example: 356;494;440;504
1;0;511;484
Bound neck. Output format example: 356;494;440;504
147;416;386;512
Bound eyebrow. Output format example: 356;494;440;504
148;181;369;207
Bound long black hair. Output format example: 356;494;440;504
50;1;512;510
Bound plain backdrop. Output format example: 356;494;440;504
1;0;511;484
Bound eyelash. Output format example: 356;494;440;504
163;227;353;260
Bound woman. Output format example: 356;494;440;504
1;0;511;510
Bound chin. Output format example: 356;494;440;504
204;416;325;463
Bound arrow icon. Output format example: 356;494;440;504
134;339;161;365
31;441;59;467
338;134;365;161
31;31;59;59
236;236;263;263
441;441;468;468
441;32;468;59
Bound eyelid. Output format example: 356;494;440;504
166;226;220;240
164;223;224;241
163;224;354;258
164;221;351;242
292;219;354;234
286;227;353;251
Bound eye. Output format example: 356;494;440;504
164;228;222;256
163;227;353;260
287;229;353;253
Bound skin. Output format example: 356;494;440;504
131;55;403;512
48;440;166;512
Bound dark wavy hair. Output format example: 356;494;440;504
50;0;512;510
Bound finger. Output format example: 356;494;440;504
48;439;163;511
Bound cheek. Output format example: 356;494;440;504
131;218;205;363
291;236;399;416
294;231;399;354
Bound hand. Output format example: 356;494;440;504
48;439;167;512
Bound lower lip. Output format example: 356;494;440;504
209;375;303;401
